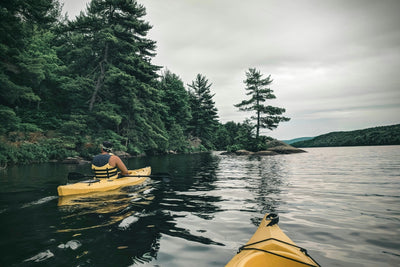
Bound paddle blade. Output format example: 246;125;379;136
152;172;173;177
148;173;172;182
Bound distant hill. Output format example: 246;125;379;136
282;137;314;145
291;124;400;148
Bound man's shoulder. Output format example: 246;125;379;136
93;153;111;159
108;154;121;161
92;153;111;166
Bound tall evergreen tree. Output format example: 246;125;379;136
158;70;191;151
0;0;61;109
188;74;219;148
159;70;191;131
235;68;290;138
59;0;167;153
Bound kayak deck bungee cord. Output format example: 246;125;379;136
226;213;320;267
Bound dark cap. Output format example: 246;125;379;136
102;141;113;152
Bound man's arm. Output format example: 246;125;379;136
110;155;129;176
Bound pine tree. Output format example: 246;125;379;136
0;0;61;108
158;70;192;151
159;70;191;131
188;74;219;148
59;0;167;153
235;68;290;138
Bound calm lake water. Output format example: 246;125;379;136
0;146;399;266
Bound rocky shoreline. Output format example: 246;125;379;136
220;140;306;156
59;150;134;164
59;140;305;164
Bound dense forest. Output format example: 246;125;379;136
0;0;289;166
291;124;400;148
282;137;313;145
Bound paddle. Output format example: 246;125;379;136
67;171;172;180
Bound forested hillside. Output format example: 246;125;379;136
282;137;313;145
291;124;400;147
0;0;287;166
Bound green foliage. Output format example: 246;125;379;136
214;120;255;151
159;69;192;132
167;123;190;152
93;130;128;151
42;138;79;160
127;144;142;156
292;124;400;147
1;1;296;165
94;109;122;131
15;142;49;164
0;0;61;108
18;123;43;133
0;106;20;134
188;74;219;149
226;144;243;153
247;136;271;152
59;115;88;136
0;137;78;165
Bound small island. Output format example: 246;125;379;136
221;139;306;156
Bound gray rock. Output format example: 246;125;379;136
235;150;253;155
61;156;89;164
254;150;278;156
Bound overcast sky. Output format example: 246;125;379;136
62;0;400;140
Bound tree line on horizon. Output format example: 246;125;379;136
291;124;400;147
0;0;289;166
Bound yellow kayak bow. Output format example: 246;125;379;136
226;213;320;267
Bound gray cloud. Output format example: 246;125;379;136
63;0;400;139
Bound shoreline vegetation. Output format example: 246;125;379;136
60;140;307;165
291;124;400;148
1;1;293;168
0;137;306;168
1;1;398;168
1;123;398;168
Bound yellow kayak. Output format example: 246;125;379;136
57;167;151;196
226;213;320;267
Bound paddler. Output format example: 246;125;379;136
92;141;129;179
